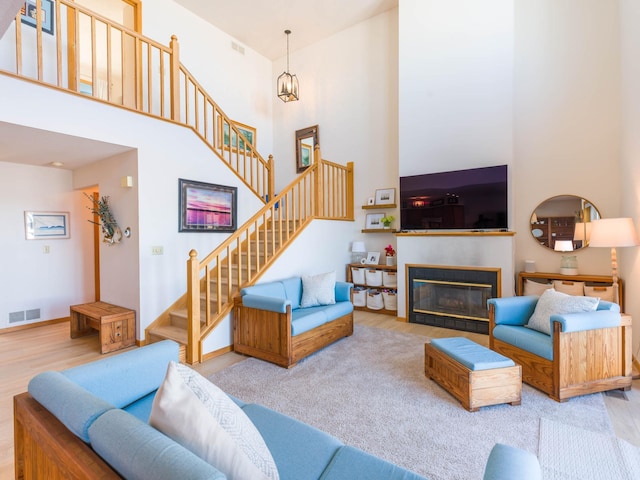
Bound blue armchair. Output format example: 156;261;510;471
488;295;632;401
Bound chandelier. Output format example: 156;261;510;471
277;29;299;102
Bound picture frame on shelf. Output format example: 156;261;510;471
21;0;54;35
179;178;237;232
365;252;380;265
217;118;256;150
365;213;385;229
375;188;395;205
25;211;69;239
367;197;375;206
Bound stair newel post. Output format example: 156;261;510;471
346;161;355;220
169;35;181;122
186;249;201;364
314;144;324;218
267;154;275;203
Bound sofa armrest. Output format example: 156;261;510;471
488;296;538;326
89;409;225;480
483;443;541;480
335;281;353;303
551;310;621;333
242;294;292;313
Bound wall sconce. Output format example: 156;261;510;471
277;30;299;102
589;217;639;305
121;176;133;188
554;240;577;275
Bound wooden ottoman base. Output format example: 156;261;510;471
425;341;522;412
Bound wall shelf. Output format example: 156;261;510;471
362;204;396;210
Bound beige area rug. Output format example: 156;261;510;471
539;418;640;480
209;325;614;480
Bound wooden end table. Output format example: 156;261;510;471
70;301;135;353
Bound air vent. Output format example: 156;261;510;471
231;41;245;55
26;308;41;320
9;311;25;323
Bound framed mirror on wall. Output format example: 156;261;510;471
530;195;600;251
295;125;318;173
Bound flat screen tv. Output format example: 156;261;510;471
399;165;508;231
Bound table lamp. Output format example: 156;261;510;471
351;241;366;264
588;217;639;305
554;240;577;275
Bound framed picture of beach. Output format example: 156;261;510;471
25;211;70;239
179;179;237;232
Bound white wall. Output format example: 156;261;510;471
513;0;622;276
0;162;94;328
272;8;400;258
619;0;640;355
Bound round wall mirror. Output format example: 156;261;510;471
530;195;600;251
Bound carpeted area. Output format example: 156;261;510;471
209;325;614;480
539;417;640;480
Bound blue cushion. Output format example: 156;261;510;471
242;403;343;480
241;281;287;300
88;409;225;480
430;337;515;371
334;282;353;303
242;293;291;313
281;277;303;310
552;310;621;333
487;296;538;326
319;301;354;321
62;340;179;408
597;300;620;312
492;325;553;360
123;390;156;422
483;443;541;480
319;445;427;480
291;307;329;336
28;371;114;443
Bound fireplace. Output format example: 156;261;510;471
408;265;501;334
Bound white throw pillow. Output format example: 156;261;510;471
300;271;336;307
149;361;279;480
526;288;600;335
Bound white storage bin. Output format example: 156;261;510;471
352;287;367;307
382;290;397;311
382;271;397;288
351;267;366;285
367;290;384;310
365;269;383;287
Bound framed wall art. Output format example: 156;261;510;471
25;211;69;239
365;252;380;265
375;188;396;205
217;118;256;150
365;213;385;229
20;0;54;35
179;179;237;232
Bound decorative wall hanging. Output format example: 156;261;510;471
179;179;237;232
85;193;122;245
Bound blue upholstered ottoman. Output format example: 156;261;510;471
424;337;522;411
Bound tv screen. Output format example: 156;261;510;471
399;165;508;231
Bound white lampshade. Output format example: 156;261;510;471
573;222;592;243
554;240;574;252
589;218;640;247
351;241;366;252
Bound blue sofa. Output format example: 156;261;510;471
233;276;354;367
15;340;541;480
488;295;633;401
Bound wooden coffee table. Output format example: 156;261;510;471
70;301;135;353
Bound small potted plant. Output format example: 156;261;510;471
384;244;396;266
380;215;395;229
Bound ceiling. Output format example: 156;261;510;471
2;0;398;172
173;0;398;60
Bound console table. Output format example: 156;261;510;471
70;301;135;353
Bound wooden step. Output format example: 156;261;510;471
148;325;188;344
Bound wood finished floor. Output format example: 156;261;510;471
1;312;638;478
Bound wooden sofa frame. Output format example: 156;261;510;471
14;392;120;480
488;304;633;402
233;297;353;368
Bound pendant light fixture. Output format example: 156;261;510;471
277;29;299;102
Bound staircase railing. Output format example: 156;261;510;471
185;147;354;363
1;0;272;199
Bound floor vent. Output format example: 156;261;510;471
26;308;41;320
9;311;25;323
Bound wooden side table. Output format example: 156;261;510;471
70;301;136;353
